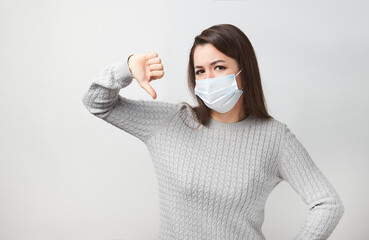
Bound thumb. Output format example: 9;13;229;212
140;81;157;99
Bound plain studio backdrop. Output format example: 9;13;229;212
0;0;368;239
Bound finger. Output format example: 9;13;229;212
140;81;157;99
150;70;164;80
149;63;163;71
147;57;161;65
145;52;158;61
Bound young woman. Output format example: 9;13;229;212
82;24;344;239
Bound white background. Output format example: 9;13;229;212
0;0;368;239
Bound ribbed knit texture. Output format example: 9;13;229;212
81;57;345;240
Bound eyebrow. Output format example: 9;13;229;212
195;59;226;69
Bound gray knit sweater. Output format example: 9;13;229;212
81;57;345;240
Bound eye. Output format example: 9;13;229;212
215;65;225;71
195;66;226;75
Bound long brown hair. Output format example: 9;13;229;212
181;23;273;129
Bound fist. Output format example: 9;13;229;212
127;52;165;99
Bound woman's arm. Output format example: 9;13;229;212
81;54;182;143
277;124;345;239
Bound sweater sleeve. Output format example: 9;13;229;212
277;124;345;240
81;55;182;143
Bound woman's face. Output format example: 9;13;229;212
193;43;243;90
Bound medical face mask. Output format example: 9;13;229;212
194;69;243;113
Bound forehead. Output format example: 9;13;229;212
193;44;229;64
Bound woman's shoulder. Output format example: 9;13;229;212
253;114;288;132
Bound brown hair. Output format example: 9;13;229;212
181;23;273;129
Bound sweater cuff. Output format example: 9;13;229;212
112;58;134;88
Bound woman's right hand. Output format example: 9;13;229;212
127;52;165;99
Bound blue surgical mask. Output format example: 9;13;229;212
194;69;243;113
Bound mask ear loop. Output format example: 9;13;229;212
235;68;243;77
235;69;244;91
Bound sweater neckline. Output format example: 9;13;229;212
206;113;255;130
